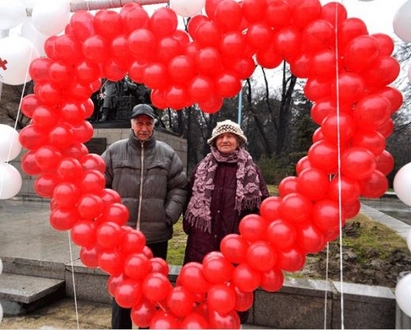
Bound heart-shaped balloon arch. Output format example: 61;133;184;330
17;0;403;328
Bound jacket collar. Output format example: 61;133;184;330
128;129;156;150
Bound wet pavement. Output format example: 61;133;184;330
0;196;410;329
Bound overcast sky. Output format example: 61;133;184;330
320;0;408;35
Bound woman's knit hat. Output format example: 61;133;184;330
207;119;248;146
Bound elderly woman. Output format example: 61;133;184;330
183;119;269;263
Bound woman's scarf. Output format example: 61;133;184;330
185;146;262;233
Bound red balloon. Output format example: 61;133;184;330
57;157;84;182
246;240;277;271
120;3;149;34
34;173;59;198
168;55;195;84
239;214;268;242
362;56;400;88
278;176;298;197
296;156;311;175
71;219;97;247
179;311;210;328
308;140;338;174
214;0;242;32
70;10;95;42
119;229;146;255
289;51;312;78
259;196;282;222
291;0;322;29
82;35;110;64
220;234;249;264
187;14;210;39
242;0;267;23
377;86;403;114
94;9;122;41
188;75;215;102
30;57;52;83
165;85;191;110
142;272;172;302
173;30;190;48
149;7;178;38
178;262;209;294
21;150;42;175
80;245;99;268
266;219;297;250
371;33;394;56
208;309;240;329
327;175;360;204
321;2;347;26
341;147;376;180
332;72;365;106
272;26;302;59
302;19;334;53
309;49;337;80
297;222;326;253
202;252;234;284
149;311;179;329
96;221;122;248
304;77;332;102
124;252;152;280
53;182;81;207
220;31;246;57
215;72;242;98
21;94;41;118
79;169;106;194
255;42;283;69
128;29;156;58
150;257;169;276
353;94;391;130
99;188;122;205
80;153;106;173
310;98;337;125
150;88;167;110
108;273;125;297
265;0;292;28
143;62;170;90
375;150;394;176
279;193;313;225
97;203;129;226
98;249;124;275
276;247;306;272
376;117;394;138
34;145;62;172
131;298;156;328
259;267;284;292
207;284;236;315
196;47;223;76
337;17;368;50
246;23;274;50
358;170;388;198
156;36;183;64
63;142;89;159
232;263;261;292
77;193;104;219
50;205;81;231
194;20;222;48
321;112;356;144
296;167;330;201
197;94;224;114
352;129;385;156
343;35;381;72
167;286;195;317
53;35;83;64
223;55;256;79
312;199;345;233
342;199;361;219
115;278;143;308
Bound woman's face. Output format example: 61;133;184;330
215;132;240;154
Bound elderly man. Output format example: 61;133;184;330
101;104;188;329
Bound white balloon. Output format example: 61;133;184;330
31;0;70;36
0;163;22;200
395;272;411;318
0;303;3;323
21;17;49;56
0;125;22;162
393;162;411;207
0;0;26;30
408;65;411;83
170;0;206;17
393;0;411;42
0;36;40;86
0;258;2;275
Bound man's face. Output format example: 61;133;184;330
131;114;155;141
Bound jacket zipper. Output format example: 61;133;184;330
137;141;144;230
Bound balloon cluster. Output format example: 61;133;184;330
18;0;403;328
0;125;23;199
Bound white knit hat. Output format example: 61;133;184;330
207;119;248;145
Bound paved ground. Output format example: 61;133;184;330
0;196;410;329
